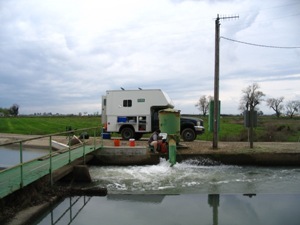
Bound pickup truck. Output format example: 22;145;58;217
113;116;205;142
180;117;205;141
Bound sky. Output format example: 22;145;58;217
0;0;299;115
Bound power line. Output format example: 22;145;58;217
221;36;300;49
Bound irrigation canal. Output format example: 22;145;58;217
31;159;300;225
1;131;300;225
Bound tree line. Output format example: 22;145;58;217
195;83;300;118
0;104;19;116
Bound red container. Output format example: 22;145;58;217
114;139;120;146
129;139;135;147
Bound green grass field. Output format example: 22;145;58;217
0;115;299;141
200;115;300;142
0;116;101;135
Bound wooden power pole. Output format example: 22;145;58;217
213;14;238;149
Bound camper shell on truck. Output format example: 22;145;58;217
102;89;204;141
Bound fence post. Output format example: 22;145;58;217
49;135;53;186
83;137;86;165
19;141;24;188
93;129;96;149
100;126;104;147
68;134;71;163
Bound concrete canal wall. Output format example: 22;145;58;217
176;152;300;166
91;146;160;165
90;142;300;167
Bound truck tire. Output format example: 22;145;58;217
181;128;196;142
121;127;134;140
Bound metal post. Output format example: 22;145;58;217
94;129;96;149
249;108;254;148
83;137;86;165
19;141;24;188
213;15;220;149
49;136;53;186
168;136;176;167
100;126;104;148
68;134;71;163
69;197;72;222
51;209;54;225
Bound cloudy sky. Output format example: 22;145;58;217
0;0;299;115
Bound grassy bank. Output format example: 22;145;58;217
199;115;300;142
0;116;101;135
0;115;299;142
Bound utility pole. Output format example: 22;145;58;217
213;14;238;149
213;15;220;149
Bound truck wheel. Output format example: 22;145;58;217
121;127;134;140
181;128;196;142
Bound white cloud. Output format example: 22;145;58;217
0;0;299;115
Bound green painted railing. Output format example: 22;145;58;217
50;196;92;224
0;127;103;199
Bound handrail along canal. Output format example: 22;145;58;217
0;126;103;199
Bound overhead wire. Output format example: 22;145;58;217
220;36;300;49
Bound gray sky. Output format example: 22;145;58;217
1;0;299;115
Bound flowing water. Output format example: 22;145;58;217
32;158;300;225
89;158;300;194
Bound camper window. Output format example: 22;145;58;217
123;99;132;107
137;98;145;103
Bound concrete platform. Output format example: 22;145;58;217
92;146;160;165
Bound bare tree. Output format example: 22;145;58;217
239;83;265;112
195;95;213;116
9;104;19;116
239;83;265;149
266;97;284;117
286;100;300;118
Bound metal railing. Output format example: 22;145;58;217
49;196;92;225
0;126;103;199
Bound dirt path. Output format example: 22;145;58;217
1;133;299;154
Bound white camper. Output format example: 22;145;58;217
102;89;205;141
102;89;174;140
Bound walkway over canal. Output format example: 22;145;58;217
0;128;102;199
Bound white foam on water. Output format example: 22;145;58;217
89;158;300;194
